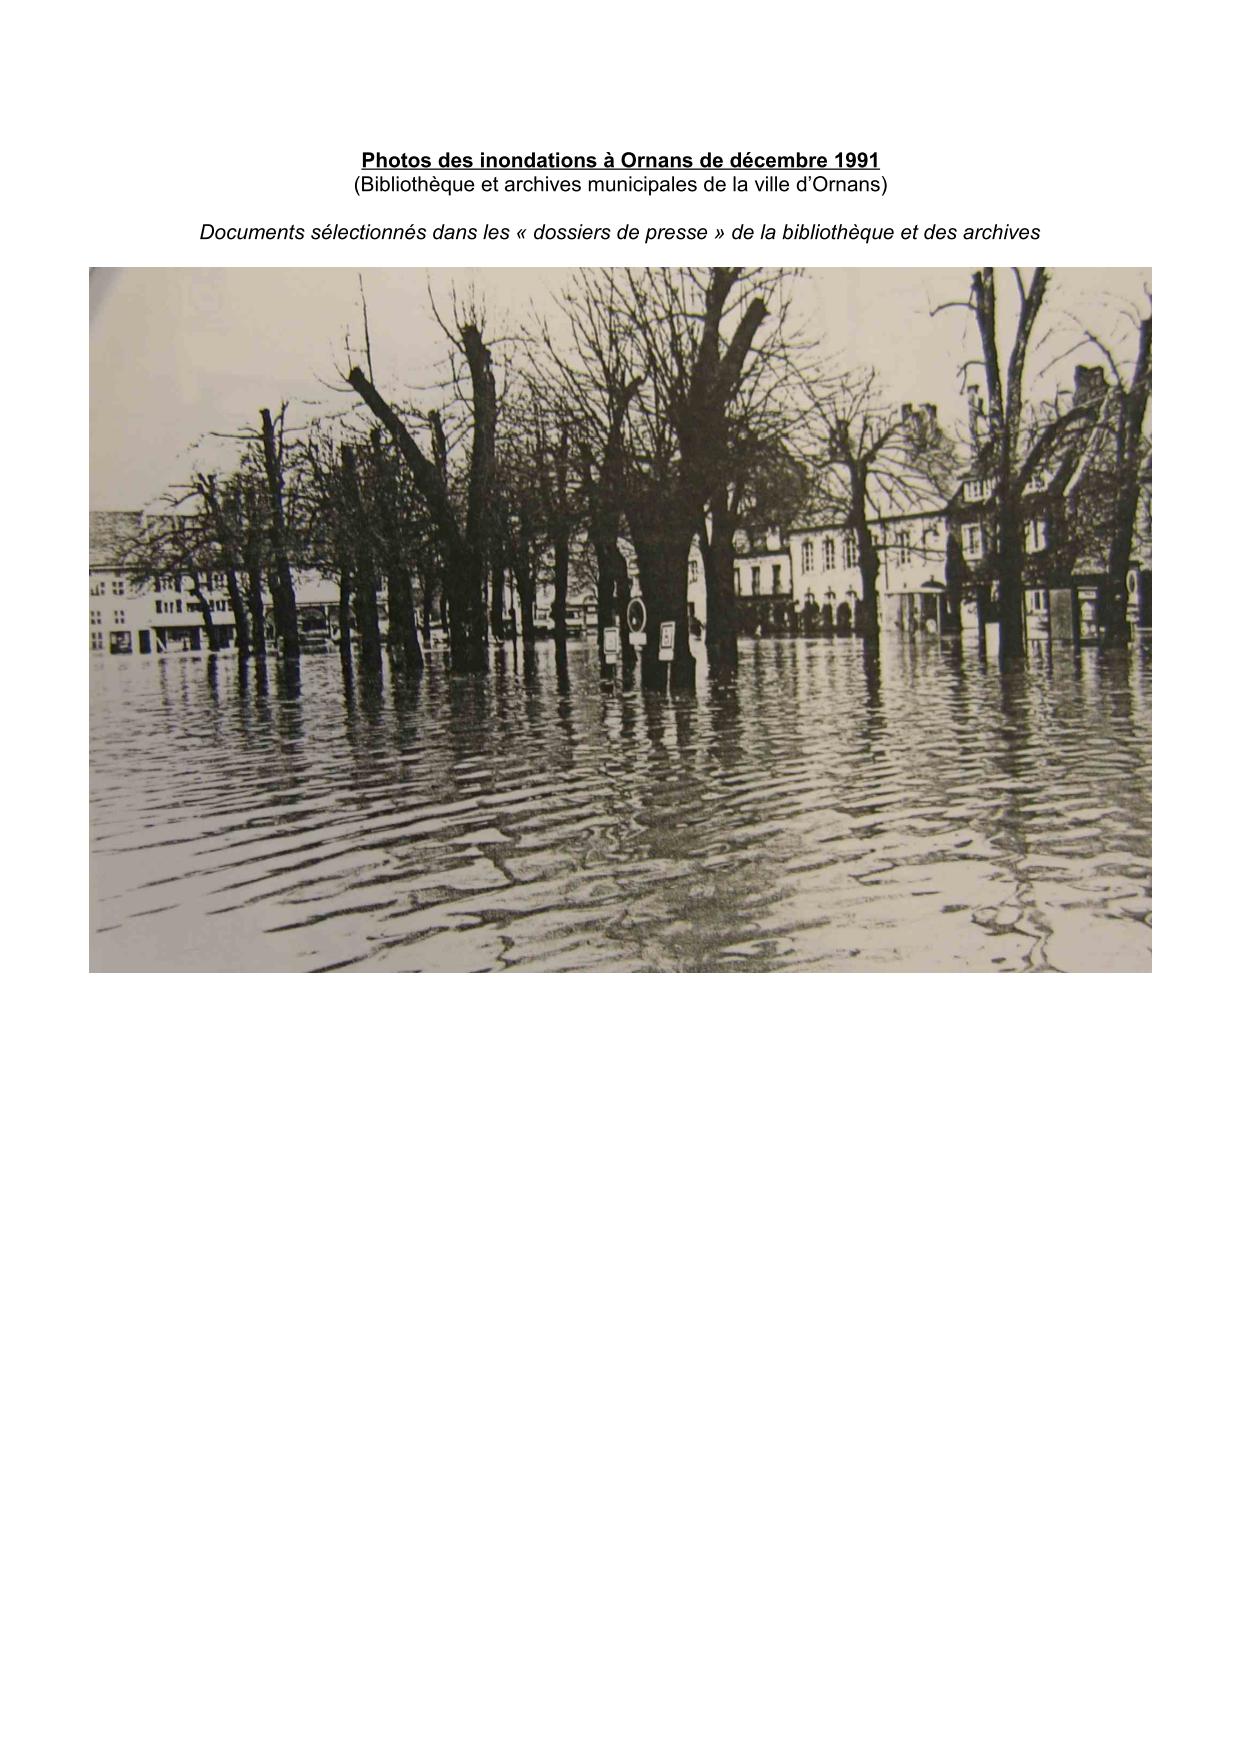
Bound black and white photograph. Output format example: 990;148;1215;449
89;266;1152;972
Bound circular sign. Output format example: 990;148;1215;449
626;597;647;635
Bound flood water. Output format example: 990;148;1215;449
90;635;1152;972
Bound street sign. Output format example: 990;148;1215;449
659;621;676;661
626;597;647;635
603;625;620;661
630;630;646;649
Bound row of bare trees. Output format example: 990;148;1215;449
937;268;1152;665
123;267;1151;683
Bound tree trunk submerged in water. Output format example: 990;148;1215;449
259;406;300;662
340;445;383;673
703;492;739;675
187;569;220;651
632;524;695;690
346;363;491;675
368;429;423;673
1102;314;1153;647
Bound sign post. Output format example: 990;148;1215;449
627;596;647;650
659;622;676;663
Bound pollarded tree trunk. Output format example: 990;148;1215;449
368;431;423;672
837;462;882;644
518;587;537;645
548;424;574;648
442;548;489;671
259;407;300;662
594;534;615;663
508;538;539;646
994;501;1026;669
552;531;570;644
222;566;250;657
1103;314;1152;646
490;554;507;642
346;359;491;675
421;554;439;647
966;268;1050;672
195;476;252;658
340;446;383;673
337;564;354;674
704;491;739;673
186;570;220;652
631;521;695;690
943;530;966;635
246;565;267;657
240;488;268;661
591;535;635;666
386;560;423;671
856;523;881;640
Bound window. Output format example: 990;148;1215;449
772;563;782;592
822;537;835;570
843;533;858;567
895;529;912;564
113;580;125;596
689;559;699;581
90;632;104;651
1025;518;1047;552
751;566;761;594
965;525;982;557
90;609;102;626
963;479;986;503
113;609;126;625
801;539;814;572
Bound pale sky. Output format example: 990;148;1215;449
89;266;1150;511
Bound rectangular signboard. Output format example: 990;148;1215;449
603;626;620;660
659;622;676;660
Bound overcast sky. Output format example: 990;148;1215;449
90;266;1150;510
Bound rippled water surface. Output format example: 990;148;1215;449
90;636;1152;972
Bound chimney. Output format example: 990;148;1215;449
1073;364;1106;406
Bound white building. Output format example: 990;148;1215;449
787;508;948;632
90;511;366;658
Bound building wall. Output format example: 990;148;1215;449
90;550;354;659
732;548;793;600
788;514;947;626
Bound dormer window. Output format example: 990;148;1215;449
963;479;987;503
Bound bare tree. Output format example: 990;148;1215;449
259;405;301;661
801;370;957;641
193;472;252;658
1045;301;1152;639
345;295;498;674
548;268;783;686
936;270;1104;667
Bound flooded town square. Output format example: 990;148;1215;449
90;633;1151;973
90;266;1153;971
